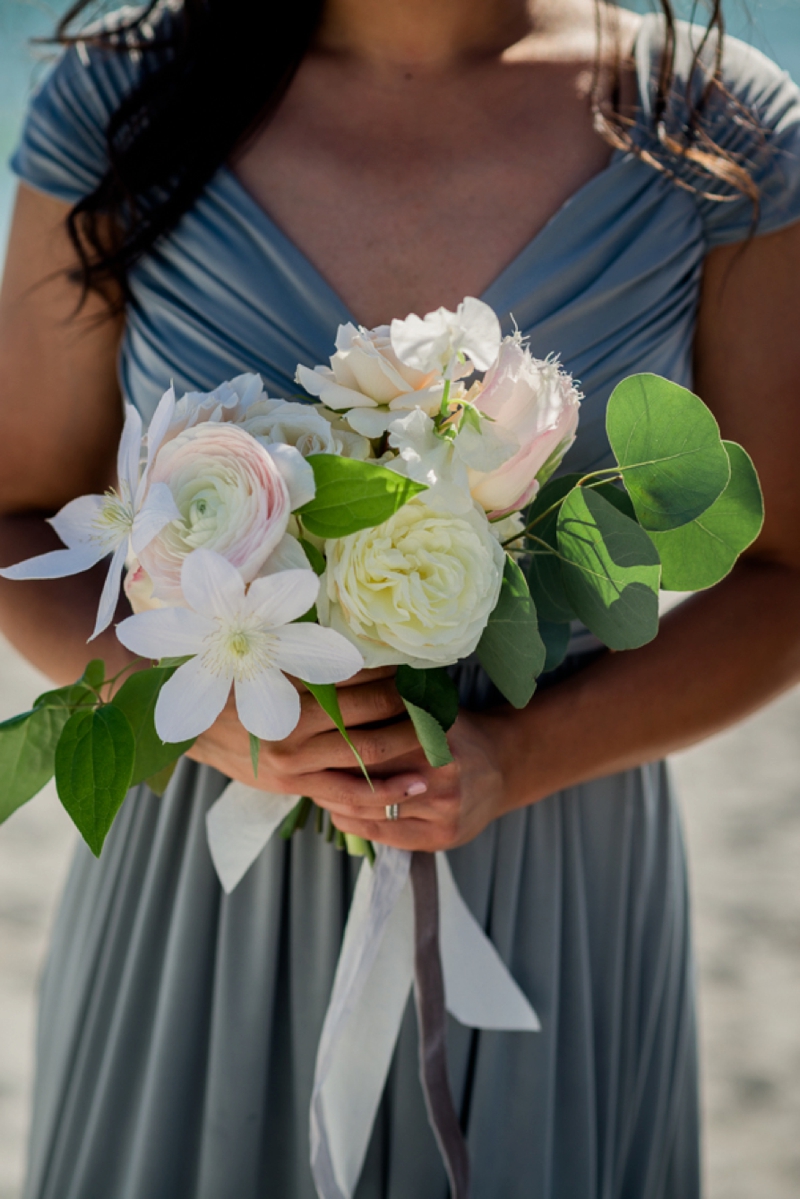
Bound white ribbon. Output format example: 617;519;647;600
206;786;539;1199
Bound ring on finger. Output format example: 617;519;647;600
385;802;400;822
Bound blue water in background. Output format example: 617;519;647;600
1;0;800;263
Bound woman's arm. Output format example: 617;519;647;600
0;185;427;805
0;184;130;681
318;221;800;849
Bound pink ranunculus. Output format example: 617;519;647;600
467;339;581;518
138;423;291;604
123;560;166;613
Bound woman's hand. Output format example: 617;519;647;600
314;706;519;853
187;667;430;808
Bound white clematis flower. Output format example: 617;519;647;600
390;297;502;381
386;408;518;514
116;550;364;744
0;392;179;638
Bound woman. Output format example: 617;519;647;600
1;0;799;1195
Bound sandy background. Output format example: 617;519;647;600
0;633;798;1197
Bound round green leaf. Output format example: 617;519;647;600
55;705;136;856
557;486;661;650
649;441;764;590
607;374;731;531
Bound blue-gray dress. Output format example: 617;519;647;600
10;13;800;1199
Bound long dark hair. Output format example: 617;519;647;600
51;0;753;309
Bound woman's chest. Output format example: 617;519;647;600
231;56;623;327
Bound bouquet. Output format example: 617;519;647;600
0;297;764;1198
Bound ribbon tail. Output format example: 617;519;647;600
410;851;471;1199
205;782;299;893
311;847;414;1199
437;852;540;1032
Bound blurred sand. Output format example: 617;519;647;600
0;634;798;1198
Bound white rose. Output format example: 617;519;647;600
317;497;505;668
164;373;266;442
467;338;581;517
295;323;445;438
238;398;371;459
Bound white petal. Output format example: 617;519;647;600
117;404;144;496
257;533;311;577
116;605;211;659
130;483;181;555
456;297;502;371
155;657;232;741
234;668;301;741
271;624;364;683
344;407;395;438
50;494;107;548
390;310;450;373
0;544;105;581
245;568;320;626
90;542;128;640
455;419;518;472
181;549;245;621
295;363;327;398
264;443;316;510
143;386;176;477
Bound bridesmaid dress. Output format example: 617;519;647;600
8;11;800;1198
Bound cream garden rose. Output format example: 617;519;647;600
295;323;445;438
317;497;505;668
138;423;300;603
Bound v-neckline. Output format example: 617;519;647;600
214;17;650;328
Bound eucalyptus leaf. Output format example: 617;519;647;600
557;486;660;650
649;441;764;590
402;700;454;768
111;666;195;787
538;620;572;674
55;705;136;856
606;374;730;531
477;555;546;709
522;474;580;624
303;680;370;783
298;454;427;538
395;665;459;731
0;705;72;823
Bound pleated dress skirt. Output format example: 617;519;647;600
22;663;700;1199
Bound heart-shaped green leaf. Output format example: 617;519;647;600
55;705;136;856
111;666;194;787
607;374;730;531
298;454;427;538
0;705;72;822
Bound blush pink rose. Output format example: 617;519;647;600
467;339;581;517
138;423;291;603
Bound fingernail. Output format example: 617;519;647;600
405;781;427;797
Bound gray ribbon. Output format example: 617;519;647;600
410;851;471;1199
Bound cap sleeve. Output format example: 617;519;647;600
635;15;800;247
9;7;158;205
